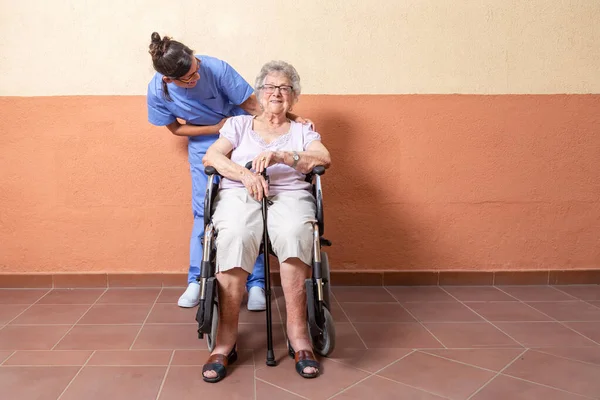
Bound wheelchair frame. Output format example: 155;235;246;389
195;162;336;366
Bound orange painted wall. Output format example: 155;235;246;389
1;95;599;273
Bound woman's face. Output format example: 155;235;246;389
259;72;295;115
164;57;200;88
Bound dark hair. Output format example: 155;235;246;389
148;32;194;102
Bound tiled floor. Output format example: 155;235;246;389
1;285;599;399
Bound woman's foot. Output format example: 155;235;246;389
202;345;238;383
288;343;320;378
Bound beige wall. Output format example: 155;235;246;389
1;0;599;96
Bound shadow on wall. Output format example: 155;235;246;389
299;96;450;272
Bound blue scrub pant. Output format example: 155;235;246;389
187;139;264;290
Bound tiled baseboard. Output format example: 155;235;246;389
0;270;599;288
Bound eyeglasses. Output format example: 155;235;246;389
176;58;201;83
260;84;293;95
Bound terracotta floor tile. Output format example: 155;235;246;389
256;357;369;400
155;287;183;303
329;302;350;323
171;349;254;366
236;322;288;351
403;302;483;322
504;350;600;398
145;303;198;324
96;288;161;304
442;286;516;302
471;374;585;400
60;366;166;400
0;325;71;350
256;379;305;399
0;304;28;324
3;350;92;365
0;289;49;304
353;323;443;348
534;347;600;366
553;285;600;301
527;301;600;321
386;286;457;303
564;322;600;343
590;301;600;309
328;348;413;373
54;325;141;350
332;375;447;399
467;302;552;322
494;322;598;347
37;289;105;304
0;366;80;400
10;304;90;325
420;348;524;371
424;322;520;348
158;365;255;399
332;287;396;302
329;322;367;349
497;286;577;302
379;351;496;399
340;302;415;323
131;324;208;350
87;350;172;365
78;304;152;324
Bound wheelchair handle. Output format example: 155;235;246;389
204;166;221;176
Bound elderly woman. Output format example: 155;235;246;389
201;60;331;383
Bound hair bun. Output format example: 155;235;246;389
149;32;171;59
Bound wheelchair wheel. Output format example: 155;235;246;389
310;306;336;357
206;303;218;352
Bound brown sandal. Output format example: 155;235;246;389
202;345;238;383
288;343;320;378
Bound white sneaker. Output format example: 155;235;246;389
177;282;200;308
247;286;266;311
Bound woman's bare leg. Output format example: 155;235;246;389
280;257;317;375
202;267;247;379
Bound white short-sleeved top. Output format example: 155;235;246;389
219;115;321;195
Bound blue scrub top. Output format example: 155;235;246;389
147;55;253;164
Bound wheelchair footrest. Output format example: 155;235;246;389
195;277;217;335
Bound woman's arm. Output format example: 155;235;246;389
252;141;331;174
203;137;270;200
280;140;331;174
166;118;227;137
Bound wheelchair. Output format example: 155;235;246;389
195;161;336;366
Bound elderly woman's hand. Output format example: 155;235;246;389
240;169;269;201
252;151;280;174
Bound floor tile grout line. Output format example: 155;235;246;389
129;288;163;350
384;286;447;349
418;349;517;374
465;348;528;400
2;288;54;326
0;351;16;366
498;371;597;399
326;349;430;400
254;377;311;399
154;350;175;400
495;287;600;346
439;287;527;348
56;350;96;400
532;348;600;368
332;292;369;350
50;288;109;351
551;285;598;301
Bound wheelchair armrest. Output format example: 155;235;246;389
203;167;221;226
